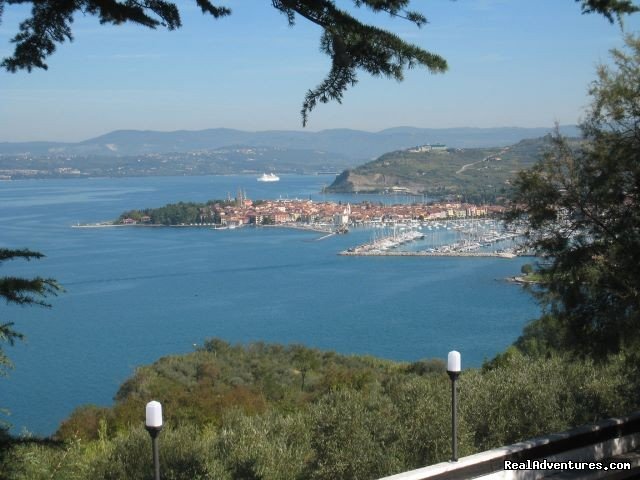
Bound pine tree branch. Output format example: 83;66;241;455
0;323;24;347
0;276;61;306
0;248;45;262
0;247;62;374
577;0;639;23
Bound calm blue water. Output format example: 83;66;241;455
0;175;539;435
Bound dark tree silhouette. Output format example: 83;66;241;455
508;36;640;358
0;249;61;373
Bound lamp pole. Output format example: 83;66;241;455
145;400;163;480
447;350;461;462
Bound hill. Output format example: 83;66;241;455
4;339;634;480
0;146;351;178
0;127;581;180
325;136;568;202
0;126;579;161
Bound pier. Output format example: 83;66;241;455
339;250;516;258
341;219;523;258
72;217;524;258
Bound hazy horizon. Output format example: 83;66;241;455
0;123;580;145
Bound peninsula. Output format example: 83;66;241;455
101;196;522;257
325;136;581;203
113;197;503;230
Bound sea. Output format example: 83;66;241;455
0;175;539;436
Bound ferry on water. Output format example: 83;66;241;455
257;173;280;182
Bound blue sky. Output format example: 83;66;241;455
1;0;639;142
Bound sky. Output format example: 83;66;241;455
1;0;639;142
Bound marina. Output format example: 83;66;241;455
340;251;517;258
72;217;524;257
341;219;523;257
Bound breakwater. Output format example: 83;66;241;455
71;222;337;235
341;219;523;258
339;250;516;258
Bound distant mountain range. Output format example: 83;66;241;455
0;126;580;161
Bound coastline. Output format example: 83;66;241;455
72;222;187;228
72;220;524;257
70;222;337;235
339;250;517;258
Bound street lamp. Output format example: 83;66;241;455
145;400;163;480
447;350;461;462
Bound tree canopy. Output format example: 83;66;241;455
1;0;638;125
507;35;640;359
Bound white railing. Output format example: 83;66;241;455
378;412;640;480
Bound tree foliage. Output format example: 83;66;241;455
0;248;61;374
507;35;640;358
2;1;637;125
578;0;639;22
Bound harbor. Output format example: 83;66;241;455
72;217;525;258
340;219;523;258
340;250;517;258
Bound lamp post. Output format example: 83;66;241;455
145;400;163;480
447;350;461;462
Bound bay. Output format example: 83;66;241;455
0;175;539;436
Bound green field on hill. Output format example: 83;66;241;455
326;136;578;203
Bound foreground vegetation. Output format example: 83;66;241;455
506;35;640;360
1;339;638;480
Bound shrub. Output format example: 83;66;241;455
217;409;310;480
306;388;404;480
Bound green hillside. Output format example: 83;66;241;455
2;339;636;480
326;136;564;202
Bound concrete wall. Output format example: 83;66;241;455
378;412;640;480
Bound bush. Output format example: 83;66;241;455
390;376;474;467
56;405;112;441
461;353;635;451
217;410;310;480
0;435;90;480
306;388;404;480
405;358;446;376
89;424;228;480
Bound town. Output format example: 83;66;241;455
118;193;504;232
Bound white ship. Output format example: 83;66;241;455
257;173;280;182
